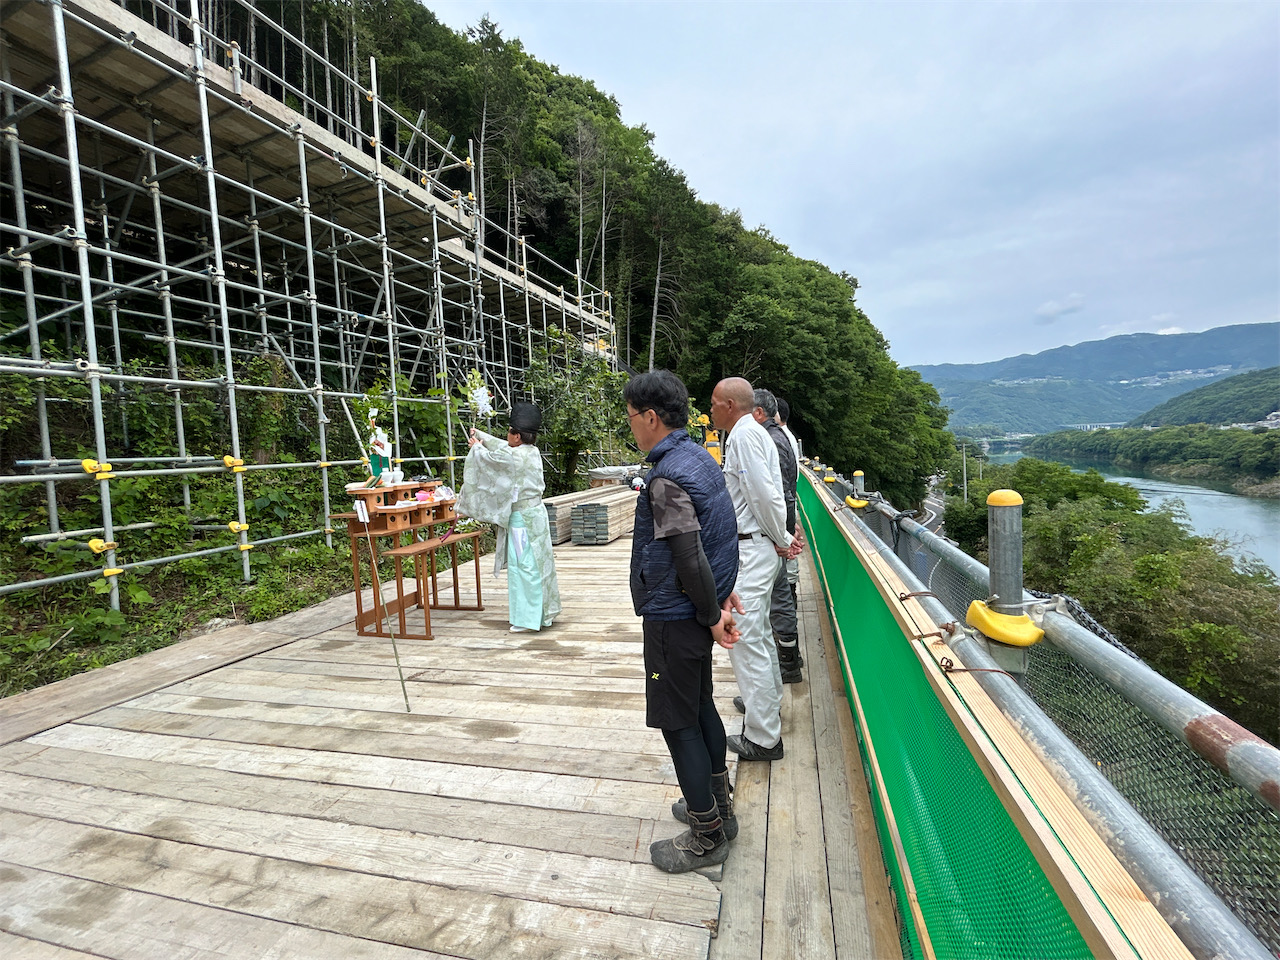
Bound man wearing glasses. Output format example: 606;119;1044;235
625;370;743;874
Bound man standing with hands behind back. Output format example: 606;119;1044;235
711;377;799;762
626;370;743;874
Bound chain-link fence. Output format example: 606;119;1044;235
819;472;1280;956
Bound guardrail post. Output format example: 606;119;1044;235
853;470;864;496
986;489;1029;679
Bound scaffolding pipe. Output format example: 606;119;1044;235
50;0;120;608
1;47;60;534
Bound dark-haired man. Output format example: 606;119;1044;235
625;370;742;874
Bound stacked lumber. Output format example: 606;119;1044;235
571;488;639;545
543;487;621;544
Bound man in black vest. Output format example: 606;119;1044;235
626;370;743;874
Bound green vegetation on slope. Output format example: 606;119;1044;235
1128;367;1280;427
943;458;1280;743
327;1;951;504
1023;425;1280;495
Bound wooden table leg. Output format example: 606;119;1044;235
474;540;484;610
451;541;461;608
350;533;365;634
394;556;409;639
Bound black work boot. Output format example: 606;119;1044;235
651;800;729;873
777;639;803;684
672;769;737;840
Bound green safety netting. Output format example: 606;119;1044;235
798;477;1092;960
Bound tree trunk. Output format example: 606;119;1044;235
648;235;663;371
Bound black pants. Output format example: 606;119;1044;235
644;618;727;812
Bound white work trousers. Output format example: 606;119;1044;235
728;536;784;748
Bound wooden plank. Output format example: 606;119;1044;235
0;860;452;959
798;558;882;960
80;704;683;786
0;929;103;959
710;756;770;959
761;669;837;958
0;814;710;960
0;627;296;747
0;741;656;864
97;690;695;760
227;655;648;693
161;674;657;733
27;724;681;819
0;772;719;928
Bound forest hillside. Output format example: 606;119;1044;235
329;0;952;504
1128;367;1280;427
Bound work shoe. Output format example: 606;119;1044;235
778;640;803;684
651;801;730;873
672;769;738;840
727;733;784;762
732;695;745;714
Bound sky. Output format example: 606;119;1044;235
428;0;1279;367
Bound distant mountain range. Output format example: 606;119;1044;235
911;323;1279;436
1128;366;1280;427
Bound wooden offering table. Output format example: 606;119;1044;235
333;480;486;641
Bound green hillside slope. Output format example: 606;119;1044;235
912;323;1278;435
1128;367;1280;426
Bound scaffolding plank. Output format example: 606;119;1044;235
0;740;656;865
761;664;838;958
0;861;451;960
0;773;718;929
0;627;296;747
0;811;710;960
27;723;678;820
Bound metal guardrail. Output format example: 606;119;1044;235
804;461;1279;960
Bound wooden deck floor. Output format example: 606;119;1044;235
0;539;896;959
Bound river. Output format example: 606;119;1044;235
985;452;1280;576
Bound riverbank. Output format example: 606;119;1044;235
1107;460;1280;499
1022;425;1279;500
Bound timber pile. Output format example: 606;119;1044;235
542;491;637;545
571;489;639;545
543;487;634;544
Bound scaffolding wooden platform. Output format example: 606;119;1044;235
0;538;891;959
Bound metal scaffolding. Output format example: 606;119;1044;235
0;0;616;607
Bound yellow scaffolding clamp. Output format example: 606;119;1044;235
102;568;124;577
222;454;246;472
81;458;113;479
228;521;249;533
87;538;117;554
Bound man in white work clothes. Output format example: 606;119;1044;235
710;377;800;761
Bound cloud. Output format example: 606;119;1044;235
1157;326;1186;335
1034;292;1085;323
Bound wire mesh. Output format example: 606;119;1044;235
829;473;1280;956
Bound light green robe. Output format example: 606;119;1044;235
456;430;562;629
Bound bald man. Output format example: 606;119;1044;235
710;377;795;761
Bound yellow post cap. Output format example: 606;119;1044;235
853;470;864;477
987;489;1023;507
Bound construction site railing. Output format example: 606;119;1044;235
803;460;1279;959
